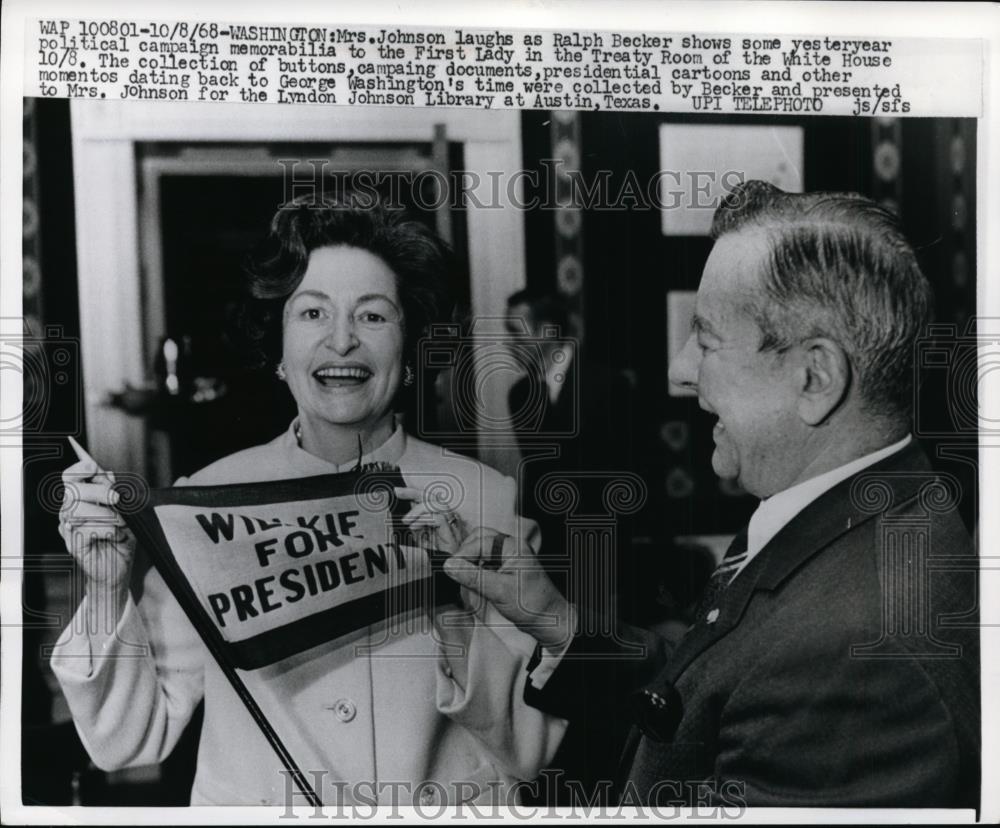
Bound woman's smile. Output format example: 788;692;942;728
312;362;374;388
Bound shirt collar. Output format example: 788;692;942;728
283;417;407;474
544;345;574;405
747;434;913;558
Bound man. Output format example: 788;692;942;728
504;289;580;533
445;180;980;808
505;290;577;424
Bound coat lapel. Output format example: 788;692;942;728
754;439;931;592
660;545;766;683
661;440;934;684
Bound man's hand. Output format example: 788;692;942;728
442;528;575;650
393;486;467;554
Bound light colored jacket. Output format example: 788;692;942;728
51;423;565;806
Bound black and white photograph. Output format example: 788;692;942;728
2;0;997;823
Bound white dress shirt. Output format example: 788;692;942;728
544;344;574;404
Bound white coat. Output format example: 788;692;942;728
51;423;565;806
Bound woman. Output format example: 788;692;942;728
52;194;565;806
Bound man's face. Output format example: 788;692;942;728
668;231;803;498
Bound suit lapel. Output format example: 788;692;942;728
661;440;934;684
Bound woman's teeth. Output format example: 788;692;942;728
313;367;372;384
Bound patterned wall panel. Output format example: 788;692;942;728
943;118;975;327
550;111;585;339
871;117;903;218
23;98;43;336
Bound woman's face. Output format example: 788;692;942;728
281;245;405;434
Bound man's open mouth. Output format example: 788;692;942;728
312;365;373;387
698;402;723;433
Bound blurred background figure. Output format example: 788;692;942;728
505;289;579;559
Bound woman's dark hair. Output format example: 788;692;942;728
241;192;455;385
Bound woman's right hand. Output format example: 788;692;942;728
58;458;136;593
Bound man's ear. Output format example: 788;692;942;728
797;337;850;426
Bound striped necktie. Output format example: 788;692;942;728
690;526;749;623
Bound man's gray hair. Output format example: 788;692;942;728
710;179;933;419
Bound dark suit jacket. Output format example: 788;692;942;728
508;366;582;592
509;367;580;509
525;441;980;808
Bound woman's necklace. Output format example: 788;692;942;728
294;422;367;471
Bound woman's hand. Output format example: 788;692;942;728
393;486;468;554
58;457;136;594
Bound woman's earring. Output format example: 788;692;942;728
403;364;415;387
275;362;287;381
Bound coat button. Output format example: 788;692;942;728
706;608;720;624
330;698;356;722
630;686;683;742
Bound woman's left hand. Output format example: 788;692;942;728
394;486;467;554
